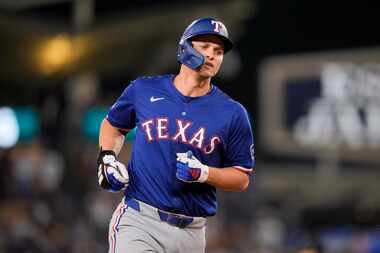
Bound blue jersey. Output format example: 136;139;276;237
107;74;255;217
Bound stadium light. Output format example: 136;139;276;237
38;34;74;75
0;107;19;148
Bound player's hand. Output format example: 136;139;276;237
97;150;129;192
176;151;209;183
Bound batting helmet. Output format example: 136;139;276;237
177;18;234;70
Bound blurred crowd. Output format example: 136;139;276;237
0;139;112;252
1;138;379;253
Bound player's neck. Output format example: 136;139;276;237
174;67;212;97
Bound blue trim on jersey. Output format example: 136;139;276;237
107;74;254;217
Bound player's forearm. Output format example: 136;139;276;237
206;167;250;192
99;118;125;155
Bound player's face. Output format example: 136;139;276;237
191;35;224;78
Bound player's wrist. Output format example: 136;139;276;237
198;164;209;183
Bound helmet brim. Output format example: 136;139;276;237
188;33;234;54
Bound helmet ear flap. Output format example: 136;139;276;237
177;40;205;70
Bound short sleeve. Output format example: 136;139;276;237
223;106;255;174
106;81;136;130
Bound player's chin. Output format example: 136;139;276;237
198;69;217;78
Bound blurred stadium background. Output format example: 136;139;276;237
1;0;380;252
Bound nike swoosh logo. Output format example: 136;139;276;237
150;96;165;102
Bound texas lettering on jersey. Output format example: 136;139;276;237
141;118;221;154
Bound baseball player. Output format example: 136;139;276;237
97;17;255;253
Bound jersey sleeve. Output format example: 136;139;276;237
106;81;137;130
223;105;255;174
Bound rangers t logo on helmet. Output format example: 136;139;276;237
177;17;234;70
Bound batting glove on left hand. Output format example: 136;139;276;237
97;150;129;192
176;151;209;183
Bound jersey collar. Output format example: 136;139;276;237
167;74;216;104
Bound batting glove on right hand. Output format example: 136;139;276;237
176;151;209;183
97;150;129;192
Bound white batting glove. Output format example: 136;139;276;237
176;151;209;183
98;150;129;192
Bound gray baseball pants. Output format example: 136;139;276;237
108;197;207;253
